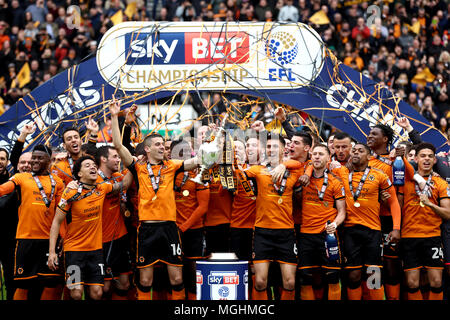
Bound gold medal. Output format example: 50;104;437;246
278;197;283;204
251;196;256;201
354;202;361;207
124;210;131;218
182;190;190;197
419;201;425;207
152;195;157;201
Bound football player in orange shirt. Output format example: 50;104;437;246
244;133;303;300
334;143;401;300
398;142;450;300
109;98;200;300
48;156;132;300
95;146;132;300
367;124;402;300
298;144;346;300
172;139;210;300
0;145;65;300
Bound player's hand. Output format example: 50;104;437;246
48;252;59;271
86;117;99;135
21;122;36;136
109;96;121;117
329;160;341;171
419;193;432;207
269;164;286;184
396;117;413;132
67;180;79;190
251;120;265;132
387;229;400;244
125;104;138;125
325;221;337;234
391;146;405;160
298;174;310;187
380;190;391;203
274;107;287;122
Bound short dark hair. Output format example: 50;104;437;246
32;144;52;157
62;127;80;143
81;143;97;158
373;124;394;146
267;132;285;147
95;145;115;166
0;147;9;160
415;142;436;155
293;131;312;147
143;133;163;147
72;155;96;181
354;142;371;154
333;132;352;141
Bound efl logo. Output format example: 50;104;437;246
125;32;249;65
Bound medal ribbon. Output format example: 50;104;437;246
414;173;433;198
371;151;393;166
147;162;163;196
349;167;371;202
69;184;98;202
314;169;329;201
267;165;289;196
174;171;190;192
32;173;56;208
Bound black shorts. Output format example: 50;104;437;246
137;221;182;268
64;249;105;287
14;239;61;281
400;237;444;271
440;220;450;265
252;227;297;265
204;223;230;254
230;227;253;261
181;227;205;259
380;215;398;259
298;232;341;270
342;225;383;269
103;235;132;281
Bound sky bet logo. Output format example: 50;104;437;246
125;32;249;65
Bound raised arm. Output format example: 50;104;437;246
0;181;16;197
10;123;35;172
110;98;134;168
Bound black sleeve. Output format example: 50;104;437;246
126;161;139;190
408;129;422;145
281;119;296;140
122;124;135;155
10;139;24;174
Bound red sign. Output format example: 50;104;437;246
185;32;250;64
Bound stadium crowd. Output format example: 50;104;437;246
0;0;449;302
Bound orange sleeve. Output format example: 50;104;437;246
404;157;415;181
0;181;16;197
387;186;401;230
283;159;302;170
304;162;313;177
179;188;210;233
